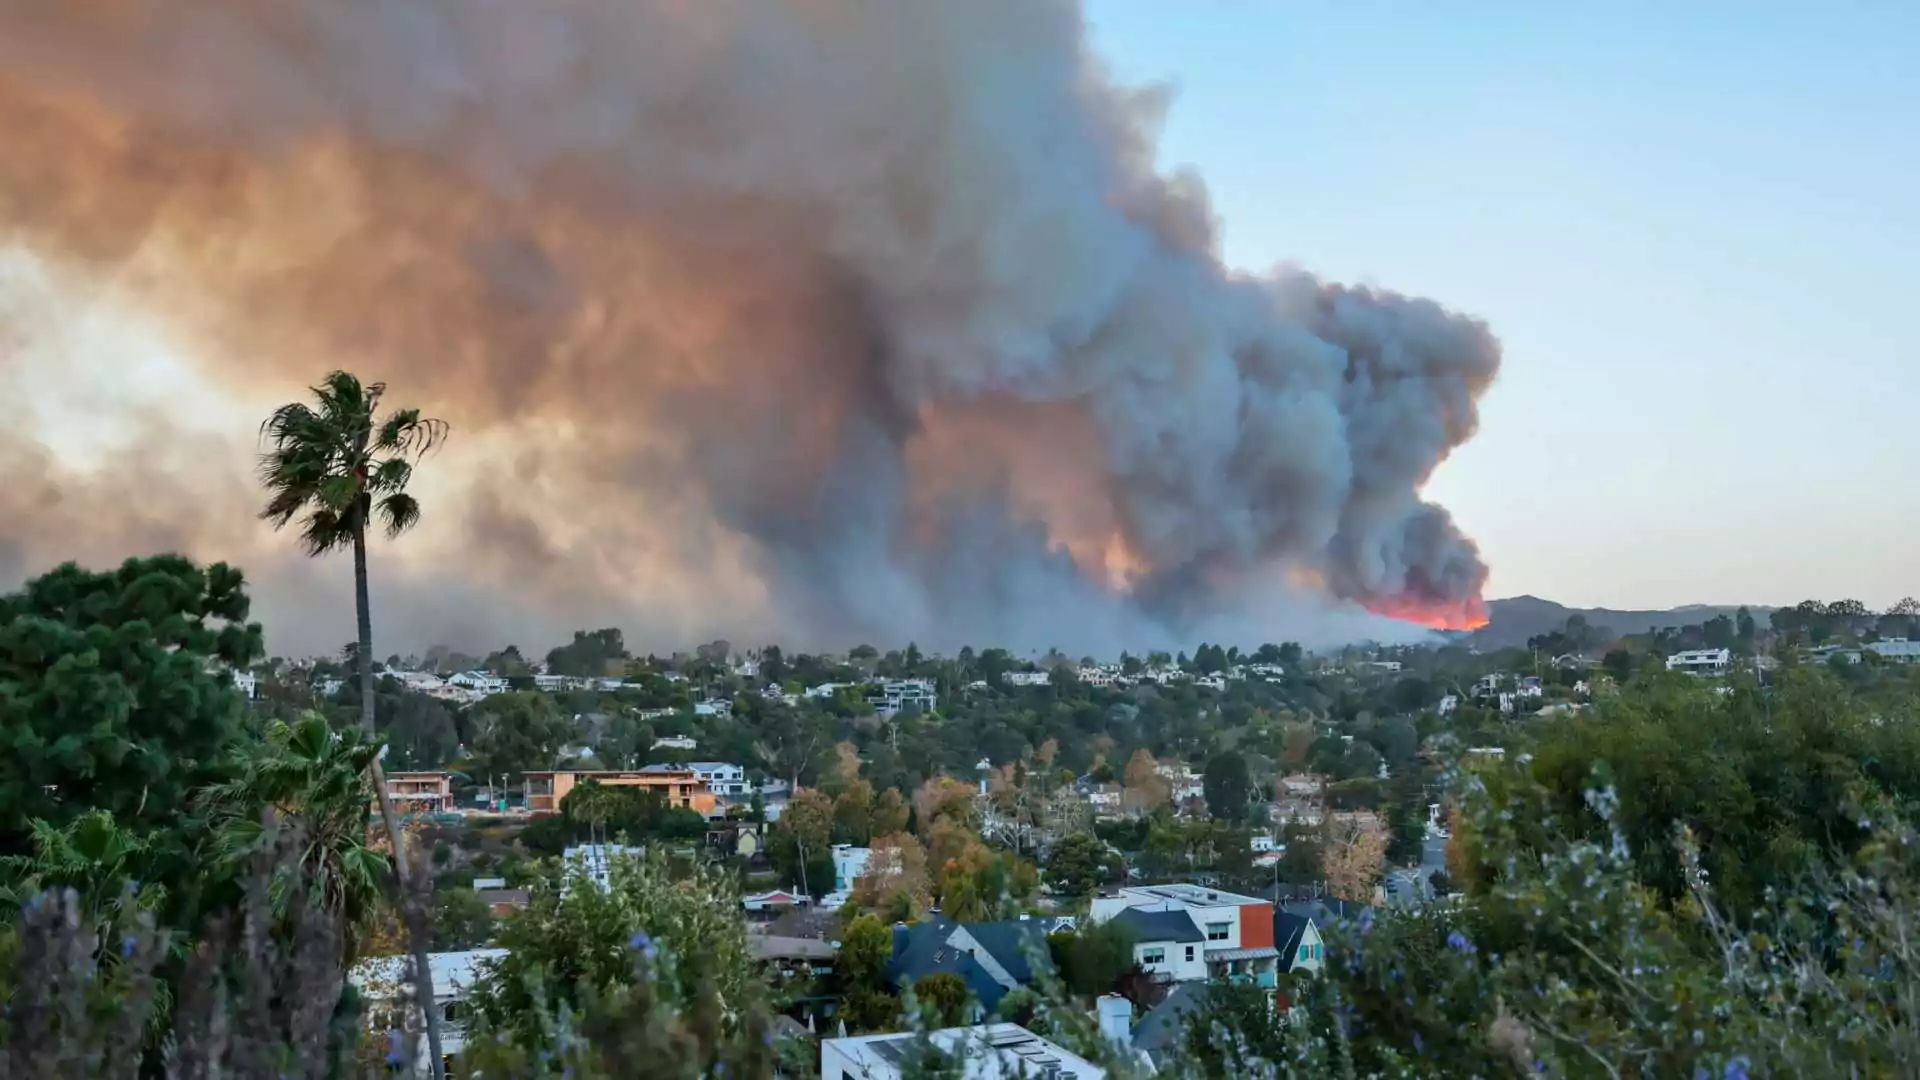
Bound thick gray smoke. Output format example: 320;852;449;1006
0;0;1499;657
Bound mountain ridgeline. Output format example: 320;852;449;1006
1467;595;1775;650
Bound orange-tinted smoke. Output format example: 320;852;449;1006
0;0;1500;655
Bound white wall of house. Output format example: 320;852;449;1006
1286;922;1325;972
689;762;750;795
1091;888;1252;951
1666;649;1731;675
1133;939;1208;982
1868;638;1920;663
1190;906;1242;950
832;845;871;892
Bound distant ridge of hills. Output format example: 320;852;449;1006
1467;595;1775;650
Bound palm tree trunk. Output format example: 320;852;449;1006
358;527;446;1078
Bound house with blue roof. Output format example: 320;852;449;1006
1106;906;1208;982
886;915;1058;1019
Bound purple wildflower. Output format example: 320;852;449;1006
1446;930;1477;955
1724;1057;1751;1080
120;934;138;959
629;931;657;960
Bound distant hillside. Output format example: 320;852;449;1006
1468;595;1775;650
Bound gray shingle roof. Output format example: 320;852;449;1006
886;918;1056;1013
1110;907;1204;944
1132;981;1205;1059
1273;912;1311;965
961;921;1054;982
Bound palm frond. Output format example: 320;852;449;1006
368;457;412;493
316;370;382;427
298;505;353;556
376;492;423;538
260;371;445;561
256;401;321;446
376;409;450;456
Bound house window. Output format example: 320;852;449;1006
1205;922;1231;942
1298;945;1310;962
1141;947;1166;965
1185;946;1195;963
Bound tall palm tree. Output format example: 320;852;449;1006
258;370;449;1076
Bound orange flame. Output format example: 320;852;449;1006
1365;595;1490;632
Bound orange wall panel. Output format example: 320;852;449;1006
1239;903;1275;949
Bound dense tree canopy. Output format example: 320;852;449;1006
467;691;576;783
1478;669;1920;916
546;628;630;678
1201;751;1251;822
0;556;261;866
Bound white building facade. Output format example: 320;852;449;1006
872;679;937;718
822;1023;1105;1080
1666;648;1732;676
1868;638;1920;663
832;844;871;893
687;762;750;796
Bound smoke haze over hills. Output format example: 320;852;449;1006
0;0;1500;658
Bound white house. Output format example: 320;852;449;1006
389;670;447;692
1004;671;1051;687
687;762;750;796
1436;693;1459;716
1106;906;1209;982
871;679;937;718
1154;762;1205;803
1666;648;1731;676
448;670;509;694
1090;884;1282;988
1078;665;1120;687
1868;638;1920;663
1273;912;1326;973
832;844;871;893
693;699;733;718
822;1023;1105;1080
561;843;643;893
1086;785;1123;819
349;948;507;1075
231;670;258;700
652;735;697;751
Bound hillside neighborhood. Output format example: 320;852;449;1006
279;596;1920;1075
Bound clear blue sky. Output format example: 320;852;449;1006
1086;1;1919;610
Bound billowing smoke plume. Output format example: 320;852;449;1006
0;0;1498;657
